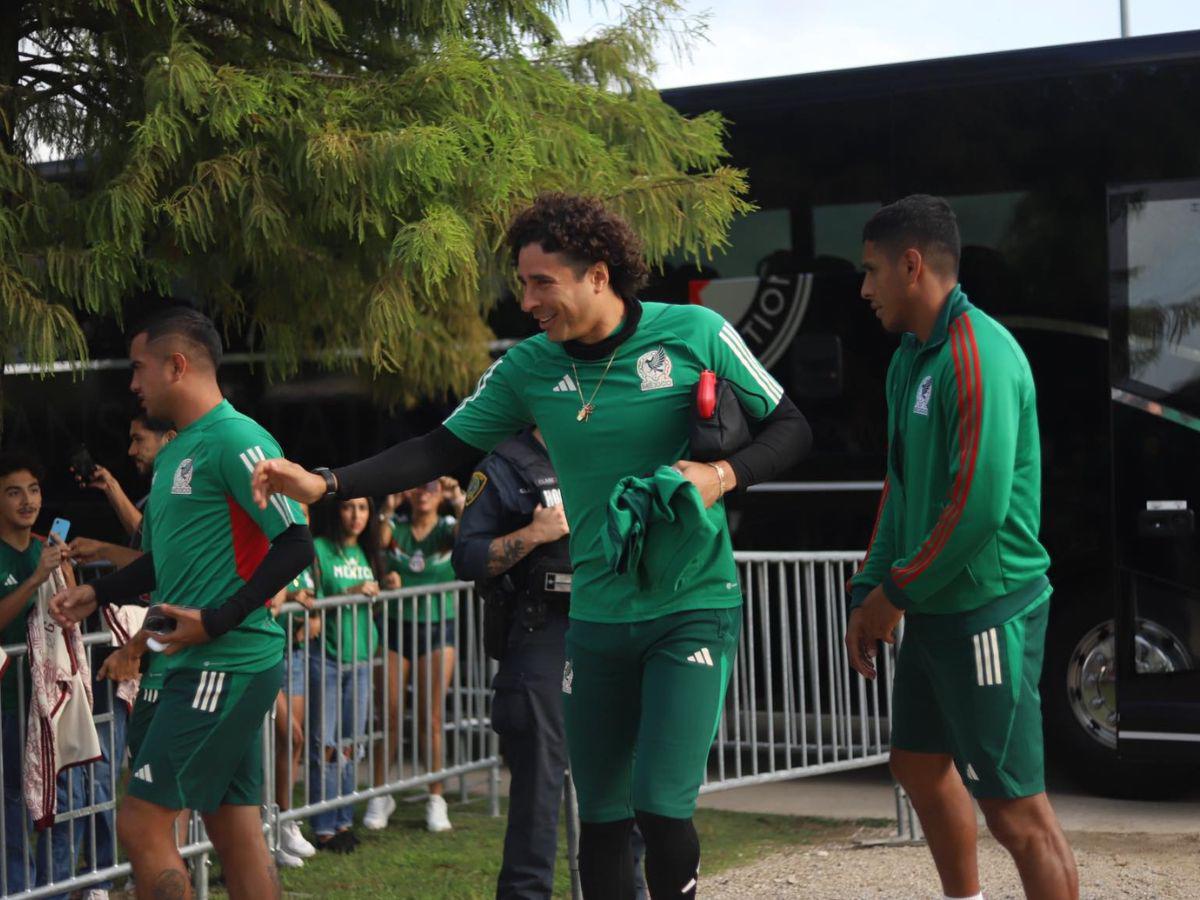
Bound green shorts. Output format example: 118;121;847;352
563;607;740;822
128;663;282;813
891;588;1051;799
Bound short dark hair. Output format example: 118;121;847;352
0;452;44;484
132;306;223;369
506;193;650;301
131;411;176;435
862;194;961;275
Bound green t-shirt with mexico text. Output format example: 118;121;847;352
143;399;305;674
443;302;782;623
313;537;378;663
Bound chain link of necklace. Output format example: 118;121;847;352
571;350;618;422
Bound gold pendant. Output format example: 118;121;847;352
576;403;594;422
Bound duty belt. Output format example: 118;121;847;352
543;572;572;594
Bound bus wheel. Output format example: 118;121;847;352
1043;610;1191;799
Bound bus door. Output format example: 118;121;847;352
1108;181;1200;760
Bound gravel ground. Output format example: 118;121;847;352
704;829;1200;899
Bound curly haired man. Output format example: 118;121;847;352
249;193;812;899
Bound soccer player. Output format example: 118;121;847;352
846;195;1078;900
249;193;811;899
50;308;313;900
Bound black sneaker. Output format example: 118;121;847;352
330;830;357;853
317;833;354;854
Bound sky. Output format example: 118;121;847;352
553;0;1200;88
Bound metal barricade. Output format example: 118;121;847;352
702;551;898;793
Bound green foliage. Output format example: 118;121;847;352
2;0;751;403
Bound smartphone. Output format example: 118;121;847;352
48;517;71;545
69;445;98;483
143;604;178;636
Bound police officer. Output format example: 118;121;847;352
453;427;644;900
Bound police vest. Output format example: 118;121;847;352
493;433;572;600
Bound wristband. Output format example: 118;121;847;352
707;461;726;498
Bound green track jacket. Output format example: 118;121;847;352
849;285;1050;629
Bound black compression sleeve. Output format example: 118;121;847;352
726;395;812;490
200;524;314;639
92;552;156;606
332;426;485;500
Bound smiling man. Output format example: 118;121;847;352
847;194;1078;900
249;193;812;899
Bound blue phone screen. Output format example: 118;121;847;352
49;518;71;543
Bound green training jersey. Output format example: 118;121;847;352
0;536;43;709
443;301;783;623
313;537;378;662
143;399;305;674
388;516;457;622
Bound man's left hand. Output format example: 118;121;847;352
153;605;211;654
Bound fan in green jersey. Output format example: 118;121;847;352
250;194;811;900
51;308;313;900
367;478;463;834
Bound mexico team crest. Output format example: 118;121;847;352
689;265;812;369
913;375;934;416
636;346;674;391
171;458;194;495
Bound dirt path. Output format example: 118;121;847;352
705;829;1200;899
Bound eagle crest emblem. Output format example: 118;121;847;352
636;345;673;391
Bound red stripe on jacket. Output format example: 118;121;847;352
849;477;891;590
893;315;984;588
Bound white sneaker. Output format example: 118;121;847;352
275;846;304;869
280;820;317;859
425;794;452;832
363;794;397;831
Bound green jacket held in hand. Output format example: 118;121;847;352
603;466;718;594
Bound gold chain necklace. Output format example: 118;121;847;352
571;350;618;422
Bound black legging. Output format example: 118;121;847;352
579;812;699;899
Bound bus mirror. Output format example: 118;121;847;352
789;334;843;400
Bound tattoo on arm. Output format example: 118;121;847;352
485;536;529;577
151;868;189;900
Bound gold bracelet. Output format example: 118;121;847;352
707;461;726;498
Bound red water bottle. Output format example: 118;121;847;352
697;369;717;419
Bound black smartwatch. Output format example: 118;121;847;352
312;467;339;500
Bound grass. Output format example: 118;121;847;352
202;794;888;899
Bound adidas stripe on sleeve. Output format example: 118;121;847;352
704;309;783;419
443;352;535;452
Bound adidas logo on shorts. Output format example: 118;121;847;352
966;763;980;782
686;648;715;667
134;764;153;783
972;628;1003;687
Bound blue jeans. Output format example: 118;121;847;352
2;709;86;900
308;653;370;837
85;697;129;888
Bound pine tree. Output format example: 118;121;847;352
1;0;750;423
